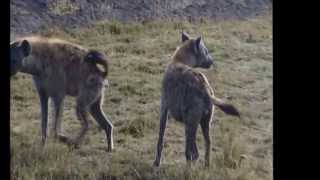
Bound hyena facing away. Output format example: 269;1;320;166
10;36;113;151
153;32;240;167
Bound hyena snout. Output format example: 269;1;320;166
201;56;214;69
10;39;31;77
10;58;24;77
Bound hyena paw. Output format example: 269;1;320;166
65;139;81;149
56;134;69;143
41;137;47;146
153;160;160;167
205;160;210;168
186;149;199;161
106;146;114;152
189;153;199;161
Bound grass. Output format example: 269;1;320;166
48;0;80;16
11;15;273;180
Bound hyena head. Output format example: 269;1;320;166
180;32;214;69
10;40;31;76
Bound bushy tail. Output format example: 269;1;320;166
84;50;109;77
211;96;240;117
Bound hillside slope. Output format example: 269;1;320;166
11;0;271;35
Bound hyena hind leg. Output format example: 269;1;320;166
89;95;114;152
184;115;201;163
66;101;90;148
185;125;200;163
66;75;105;148
66;92;96;147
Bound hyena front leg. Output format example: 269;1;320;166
153;97;168;167
89;94;114;152
200;117;211;167
39;92;49;145
33;77;49;145
51;95;68;142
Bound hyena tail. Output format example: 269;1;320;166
84;50;109;77
211;96;240;117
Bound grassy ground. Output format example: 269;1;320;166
10;15;272;180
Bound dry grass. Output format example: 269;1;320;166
11;15;272;180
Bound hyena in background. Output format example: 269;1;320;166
153;32;240;167
10;36;113;151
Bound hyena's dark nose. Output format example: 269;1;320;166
209;59;213;65
207;58;213;67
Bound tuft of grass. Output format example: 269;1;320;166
119;116;156;138
48;0;80;16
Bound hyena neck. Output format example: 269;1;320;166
20;55;42;76
171;55;196;68
167;61;192;75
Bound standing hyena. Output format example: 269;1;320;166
153;32;240;167
10;36;113;151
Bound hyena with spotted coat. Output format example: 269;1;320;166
10;36;113;151
153;32;240;167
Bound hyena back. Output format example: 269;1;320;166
10;36;113;151
153;32;240;167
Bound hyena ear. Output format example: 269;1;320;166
181;32;190;42
20;40;31;57
194;36;202;54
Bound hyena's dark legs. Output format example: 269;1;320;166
153;98;169;167
69;101;90;147
89;95;114;152
67;84;103;147
33;77;49;145
185;119;200;163
183;108;203;164
51;95;67;141
39;92;49;145
200;116;211;167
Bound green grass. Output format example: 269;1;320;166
11;15;273;180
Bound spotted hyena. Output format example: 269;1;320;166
10;36;113;151
153;32;240;167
